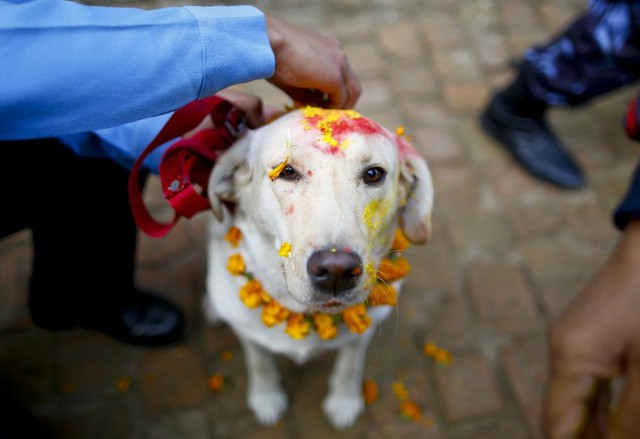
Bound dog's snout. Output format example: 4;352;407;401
307;250;363;295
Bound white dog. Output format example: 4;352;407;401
203;107;434;429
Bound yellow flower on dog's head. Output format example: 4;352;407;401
278;242;292;258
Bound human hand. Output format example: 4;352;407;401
183;89;279;139
265;15;361;109
545;220;640;438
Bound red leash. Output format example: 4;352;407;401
128;95;247;237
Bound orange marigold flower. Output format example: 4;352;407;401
208;374;225;392
396;125;405;136
262;301;290;327
227;253;245;276
423;342;454;366
367;283;398;307
392;381;410;401
269;157;289;181
423;342;438;356
434;349;454;365
377;257;411;282
114;377;131;393
362;379;378;404
278;242;292;258
224;226;242;248
342;304;371;334
239;279;265;308
285;313;311;339
392;228;410;252
312;313;338;340
399;400;422;421
317;324;338;340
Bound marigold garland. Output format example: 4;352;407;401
227;227;411;340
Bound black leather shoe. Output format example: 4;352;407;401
31;290;186;347
480;92;585;190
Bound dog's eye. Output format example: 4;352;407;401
362;166;386;185
279;165;300;181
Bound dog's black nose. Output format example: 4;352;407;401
307;249;363;295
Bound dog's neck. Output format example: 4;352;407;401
222;222;410;341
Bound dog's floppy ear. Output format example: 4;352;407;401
208;132;253;221
398;150;434;245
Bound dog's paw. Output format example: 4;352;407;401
248;389;288;426
322;393;364;430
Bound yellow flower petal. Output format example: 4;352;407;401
399;400;422;421
114;377;131;393
227;253;245;276
342;304;371;334
285;314;311;339
224;226;242;248
239;279;265;308
392;228;410;252
268;156;289;181
377;257;411;282
278;242;292;258
207;374;225;392
367;283;398;307
262;301;291;327
363;379;379;404
313;313;338;340
392;381;410;401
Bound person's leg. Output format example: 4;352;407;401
0;138;185;347
481;69;585;189
481;1;640;189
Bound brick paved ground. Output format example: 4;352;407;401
2;0;638;438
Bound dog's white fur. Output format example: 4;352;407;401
204;108;434;429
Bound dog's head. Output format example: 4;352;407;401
209;107;433;313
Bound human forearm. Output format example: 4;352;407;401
545;220;640;438
0;1;274;139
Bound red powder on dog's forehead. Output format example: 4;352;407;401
300;107;385;152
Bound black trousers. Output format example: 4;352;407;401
523;0;640;107
0;138;146;321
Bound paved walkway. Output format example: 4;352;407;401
1;0;638;438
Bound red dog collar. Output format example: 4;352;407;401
128;95;247;237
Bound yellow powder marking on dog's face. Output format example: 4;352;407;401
363;198;394;282
363;198;392;236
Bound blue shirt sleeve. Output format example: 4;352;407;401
58;113;174;173
0;0;275;139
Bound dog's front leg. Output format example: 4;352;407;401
323;330;375;429
239;336;288;426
